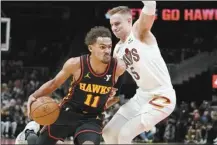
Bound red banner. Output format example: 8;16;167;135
213;75;217;89
105;8;217;21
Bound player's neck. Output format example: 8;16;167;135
89;55;108;74
120;30;131;43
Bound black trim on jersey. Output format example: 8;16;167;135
112;58;118;86
103;58;118;111
86;55;111;77
75;55;84;84
60;56;84;107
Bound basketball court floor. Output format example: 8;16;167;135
0;138;193;145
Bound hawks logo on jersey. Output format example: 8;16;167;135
79;83;112;94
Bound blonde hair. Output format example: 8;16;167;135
107;6;131;17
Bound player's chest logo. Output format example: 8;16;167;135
122;48;140;69
84;72;91;79
104;74;111;81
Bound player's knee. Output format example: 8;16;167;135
102;126;116;141
75;133;100;145
118;129;132;144
82;141;94;144
27;133;38;144
26;130;38;144
76;138;99;145
102;127;109;138
102;124;116;136
118;127;131;140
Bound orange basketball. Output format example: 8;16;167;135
30;96;60;125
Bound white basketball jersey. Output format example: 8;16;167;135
114;32;173;92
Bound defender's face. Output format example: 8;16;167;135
110;13;130;39
91;37;112;64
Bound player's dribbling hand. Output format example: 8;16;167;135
27;95;37;119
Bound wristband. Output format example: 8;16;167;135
142;1;156;15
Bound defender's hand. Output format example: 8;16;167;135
105;96;120;109
109;88;118;97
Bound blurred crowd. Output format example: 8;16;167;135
1;60;49;138
160;34;217;64
1;60;217;144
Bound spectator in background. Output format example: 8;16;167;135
1;99;18;138
210;110;217;143
200;124;207;144
175;103;189;142
1;83;12;101
12;79;24;99
164;118;176;143
199;100;210;114
200;110;212;125
206;123;215;144
192;110;201;122
185;121;197;143
189;101;197;113
1;60;50;138
195;122;202;143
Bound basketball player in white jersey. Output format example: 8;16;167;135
102;1;176;144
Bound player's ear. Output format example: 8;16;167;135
126;14;132;24
127;17;132;24
88;45;92;52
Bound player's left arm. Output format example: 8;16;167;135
115;58;126;82
105;59;126;109
133;1;157;44
109;58;126;97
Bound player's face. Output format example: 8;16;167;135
110;13;130;39
91;37;112;64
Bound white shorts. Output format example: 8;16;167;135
116;88;176;130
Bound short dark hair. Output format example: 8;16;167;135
85;26;112;46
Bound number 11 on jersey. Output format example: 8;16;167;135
84;94;100;108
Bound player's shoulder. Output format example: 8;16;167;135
114;40;123;48
132;26;157;46
113;41;124;57
65;56;81;68
67;56;80;64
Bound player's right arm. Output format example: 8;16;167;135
27;57;80;118
31;57;80;98
133;1;157;45
112;42;121;59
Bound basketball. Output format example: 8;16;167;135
30;96;60;125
